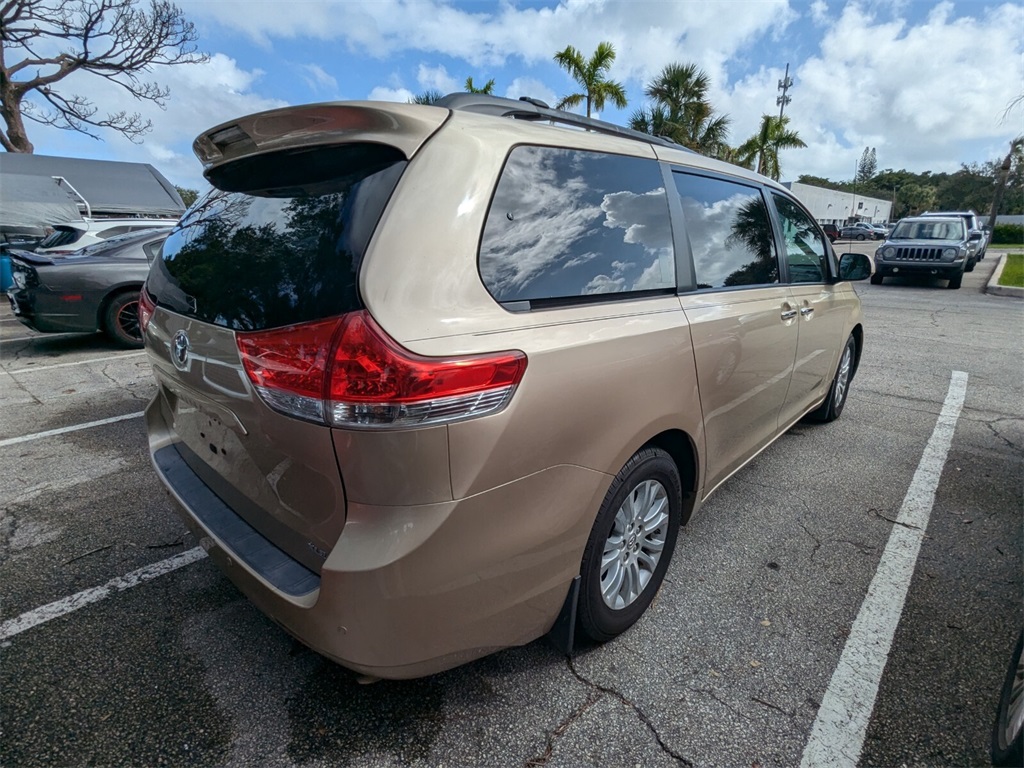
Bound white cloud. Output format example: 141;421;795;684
810;0;830;25
503;77;558;108
720;2;1024;180
301;63;338;93
366;86;415;103
416;64;460;94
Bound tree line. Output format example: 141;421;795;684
799;140;1024;223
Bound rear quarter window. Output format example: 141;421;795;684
479;146;675;305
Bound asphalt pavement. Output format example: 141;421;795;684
1;250;1021;767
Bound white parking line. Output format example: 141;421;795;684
5;351;146;374
800;370;969;768
0;547;207;641
0;411;145;448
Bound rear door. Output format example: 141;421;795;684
671;170;798;496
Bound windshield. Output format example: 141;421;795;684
890;220;964;240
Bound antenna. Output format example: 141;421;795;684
776;63;793;119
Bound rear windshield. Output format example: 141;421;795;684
38;226;84;249
147;144;406;331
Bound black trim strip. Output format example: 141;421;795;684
154;444;320;597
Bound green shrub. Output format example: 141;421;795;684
991;223;1024;245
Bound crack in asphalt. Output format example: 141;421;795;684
751;695;795;718
561;658;694;766
983;418;1021;451
869;507;923;531
688;685;753;723
798;518;823;565
3;372;44;406
523;690;601;767
836;539;877;555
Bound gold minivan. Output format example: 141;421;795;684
142;94;871;679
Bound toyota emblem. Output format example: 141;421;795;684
172;329;191;371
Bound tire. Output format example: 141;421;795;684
947;272;963;290
965;257;976;273
870;273;883;285
856;233;867;241
577;447;682;643
103;290;144;349
806;334;856;423
992;631;1024;767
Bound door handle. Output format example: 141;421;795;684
781;309;798;321
800;307;814;318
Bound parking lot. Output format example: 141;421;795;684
2;249;1021;767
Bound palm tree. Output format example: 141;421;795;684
553;42;627;118
465;77;495;95
409;90;445;105
736;114;807;181
628;62;730;156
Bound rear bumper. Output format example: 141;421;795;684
146;396;609;679
6;285;97;333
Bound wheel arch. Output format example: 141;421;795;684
641;428;699;526
96;282;144;328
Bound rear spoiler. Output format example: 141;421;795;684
7;249;53;266
192;102;450;172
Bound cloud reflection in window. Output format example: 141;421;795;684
480;147;675;303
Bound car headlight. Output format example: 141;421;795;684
942;247;959;260
12;271;26;288
878;246;894;261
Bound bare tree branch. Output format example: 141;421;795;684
0;0;207;152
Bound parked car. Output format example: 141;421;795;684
7;228;169;347
822;223;840;242
872;216;979;288
33;217;176;255
992;630;1024;767
867;223;889;238
919;210;987;260
841;222;884;240
141;94;871;679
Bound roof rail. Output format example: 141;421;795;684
434;93;692;153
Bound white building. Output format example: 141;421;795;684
783;182;892;226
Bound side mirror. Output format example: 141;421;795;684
969;231;982;241
839;252;872;281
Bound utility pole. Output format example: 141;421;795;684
777;63;793;119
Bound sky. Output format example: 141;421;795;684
15;0;1024;192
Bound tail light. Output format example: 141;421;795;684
236;311;527;429
139;286;155;335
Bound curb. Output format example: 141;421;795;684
985;252;1024;298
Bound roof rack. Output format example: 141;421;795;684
435;93;692;153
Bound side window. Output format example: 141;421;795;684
771;194;828;284
672;172;778;289
479;147;675;304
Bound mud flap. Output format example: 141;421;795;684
547;575;580;655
